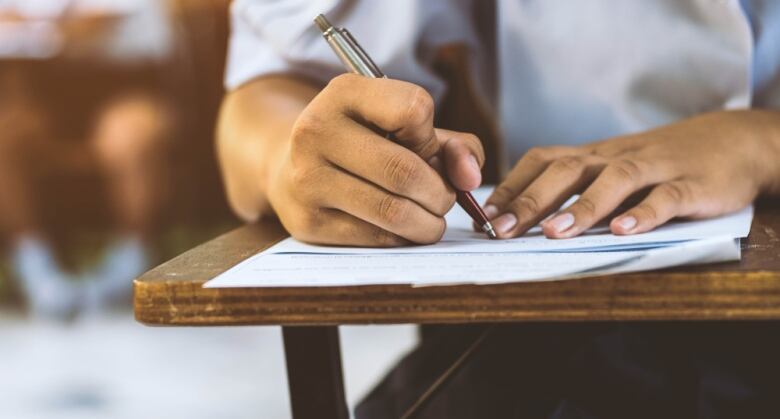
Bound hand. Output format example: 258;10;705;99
485;110;780;239
267;74;484;246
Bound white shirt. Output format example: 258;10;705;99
225;0;780;171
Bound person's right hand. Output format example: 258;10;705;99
266;74;484;247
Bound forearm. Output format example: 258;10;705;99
216;76;319;221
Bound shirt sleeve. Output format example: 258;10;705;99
741;0;780;108
224;0;478;103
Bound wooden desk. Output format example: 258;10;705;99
134;200;780;419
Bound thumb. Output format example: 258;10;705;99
437;128;484;191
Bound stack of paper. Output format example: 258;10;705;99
206;188;752;288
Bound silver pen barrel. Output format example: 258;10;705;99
314;14;384;78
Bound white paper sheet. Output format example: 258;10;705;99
265;188;753;255
206;249;639;288
205;236;739;288
205;187;751;288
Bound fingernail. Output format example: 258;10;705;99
493;213;517;235
484;204;499;219
468;155;480;173
547;213;575;233
616;215;637;231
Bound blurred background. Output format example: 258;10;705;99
0;1;416;417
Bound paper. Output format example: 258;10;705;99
204;238;739;288
266;189;753;255
205;187;752;288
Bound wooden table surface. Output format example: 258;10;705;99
134;199;780;327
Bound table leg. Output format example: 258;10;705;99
282;326;349;419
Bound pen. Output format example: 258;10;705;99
314;14;497;239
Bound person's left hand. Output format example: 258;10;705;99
483;110;780;239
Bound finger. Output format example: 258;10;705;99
610;181;699;235
491;154;605;238
326;74;440;160
428;155;445;175
542;158;665;238
485;146;580;217
316;122;455;216
438;128;485;191
291;207;410;247
317;166;447;244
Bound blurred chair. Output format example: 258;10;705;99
0;0;235;314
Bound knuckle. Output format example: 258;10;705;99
574;196;598;217
326;73;358;92
289;166;326;201
376;195;410;226
608;159;642;184
290;112;324;150
511;194;542;216
523;147;549;164
635;203;659;221
289;166;309;187
416;133;440;159
490;184;516;205
289;165;314;187
658;182;688;203
404;86;435;128
383;152;421;193
462;132;480;145
550;156;584;174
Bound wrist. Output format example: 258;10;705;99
745;110;780;196
217;106;283;222
262;139;291;211
217;76;317;221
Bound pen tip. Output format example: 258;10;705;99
484;223;498;239
314;14;332;33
